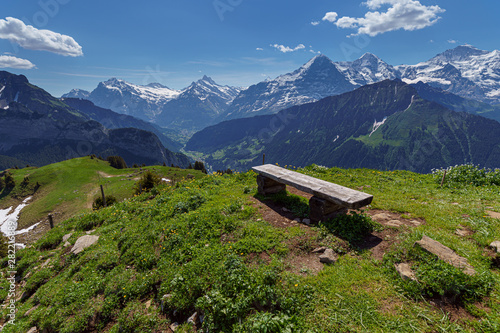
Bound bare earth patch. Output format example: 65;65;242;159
249;186;426;270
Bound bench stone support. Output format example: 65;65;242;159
257;175;286;195
309;196;348;223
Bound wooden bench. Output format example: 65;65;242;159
252;164;373;222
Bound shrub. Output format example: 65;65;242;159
134;171;161;194
318;211;382;244
92;195;117;210
0;177;4;191
107;156;127;169
3;172;15;189
194;161;207;174
432;164;500;186
20;175;30;187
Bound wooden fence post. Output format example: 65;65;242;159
440;170;447;187
100;185;107;207
48;214;54;229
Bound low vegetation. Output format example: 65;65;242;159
0;162;499;332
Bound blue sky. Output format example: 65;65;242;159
1;0;499;97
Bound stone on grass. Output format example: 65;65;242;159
455;229;469;237
311;246;327;254
27;327;38;333
71;235;99;255
372;213;392;221
395;263;417;281
386;220;402;227
170;322;179;331
408;220;421;227
319;248;337;264
486;211;500;219
490;241;500;253
62;233;72;242
24;305;39;317
415;235;475;275
302;218;311;225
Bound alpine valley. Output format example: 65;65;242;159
6;44;500;172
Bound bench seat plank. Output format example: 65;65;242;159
252;164;373;209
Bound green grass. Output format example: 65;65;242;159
1;164;499;332
0;156;205;229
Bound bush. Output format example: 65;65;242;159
3;172;15;189
92;195;118;210
432;164;500;186
0;234;8;258
134;171;161;194
107;156;127;169
318;211;382;244
194;161;207;174
20;175;30;187
0;177;4;191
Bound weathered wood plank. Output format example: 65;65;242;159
252;164;373;209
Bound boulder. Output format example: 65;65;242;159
311;246;327;254
71;235;99;255
319;249;337;264
395;263;417;281
415;235;475;275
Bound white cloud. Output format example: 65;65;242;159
256;47;264;51
322;12;338;23
311;21;320;26
447;39;458;44
329;0;445;36
270;44;305;53
0;17;83;57
0;55;36;69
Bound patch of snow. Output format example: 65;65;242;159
333;135;340;143
369;117;387;137
14;91;19;102
162;178;171;183
0;197;32;236
16;221;41;235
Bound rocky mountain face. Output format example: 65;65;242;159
155;76;241;130
222;55;359;120
62;89;90;99
85;78;181;122
186;80;500;173
220;46;500;121
66;76;241;130
62;45;500;132
0;71;190;169
398;45;500;105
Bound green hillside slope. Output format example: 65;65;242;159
2;165;499;332
0;157;205;239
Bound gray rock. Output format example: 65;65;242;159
71;235;99;255
395;263;417;281
319;249;337;264
170;322;179;331
63;241;71;247
86;229;95;235
294;218;301;223
415;235;476;275
455;229;469;237
302;218;311;225
372;213;392;221
408;220;421;226
27;327;38;333
187;312;198;325
62;233;72;242
490;241;500;253
386;220;402;227
311;246;327;254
